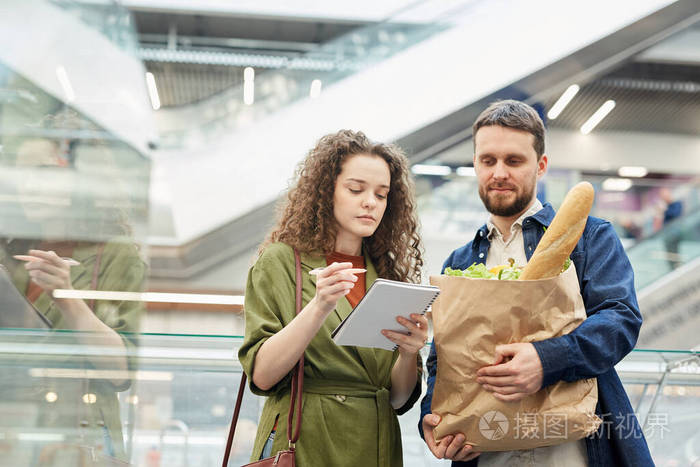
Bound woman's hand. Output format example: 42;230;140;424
382;313;429;355
312;262;362;316
20;249;75;297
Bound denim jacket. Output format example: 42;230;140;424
419;203;654;467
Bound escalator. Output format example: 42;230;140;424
627;207;700;349
2;1;697;279
147;0;698;278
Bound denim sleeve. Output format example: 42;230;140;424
664;201;682;223
532;222;643;388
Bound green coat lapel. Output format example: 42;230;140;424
299;248;384;385
354;248;381;385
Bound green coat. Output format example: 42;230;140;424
0;239;146;461
239;242;421;467
2;240;146;333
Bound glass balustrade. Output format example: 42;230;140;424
626;208;700;290
0;330;696;466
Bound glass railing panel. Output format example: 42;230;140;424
0;63;150;242
617;350;700;466
0;54;152;463
626;208;700;290
416;172;488;239
0;331;696;466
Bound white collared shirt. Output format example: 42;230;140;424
484;199;543;270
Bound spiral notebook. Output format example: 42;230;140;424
331;278;440;351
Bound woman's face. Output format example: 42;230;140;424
332;153;391;248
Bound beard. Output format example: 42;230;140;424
479;178;536;217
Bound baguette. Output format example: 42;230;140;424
519;182;594;280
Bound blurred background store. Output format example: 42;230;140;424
0;0;698;465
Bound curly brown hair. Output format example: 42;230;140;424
262;130;423;283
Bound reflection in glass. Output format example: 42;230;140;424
0;57;150;464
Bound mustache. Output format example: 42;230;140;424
487;183;517;190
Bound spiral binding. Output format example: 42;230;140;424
424;292;439;312
392;290;439;351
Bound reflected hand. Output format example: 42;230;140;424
476;342;543;402
22;249;74;297
382;313;428;356
422;413;480;461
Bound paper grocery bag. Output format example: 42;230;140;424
429;265;601;451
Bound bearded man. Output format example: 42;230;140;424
418;100;654;467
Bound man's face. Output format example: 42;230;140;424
473;125;547;218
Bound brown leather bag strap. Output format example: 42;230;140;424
222;248;305;466
222;371;247;466
287;248;304;444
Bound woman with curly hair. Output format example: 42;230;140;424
238;129;426;466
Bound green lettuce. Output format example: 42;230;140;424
498;266;522;280
444;263;496;279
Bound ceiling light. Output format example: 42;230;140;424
145;72;161;110
602;177;632;191
243;67;255;82
456;167;476;176
55;66;75;102
243;67;254;105
581;100;616;135
547;84;579;120
618;166;648;178
411;164;451;176
309;79;322;99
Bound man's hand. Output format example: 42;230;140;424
476;343;543;402
422;413;480;462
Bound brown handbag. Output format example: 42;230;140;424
222;249;304;467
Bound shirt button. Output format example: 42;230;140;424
334;394;346;402
528;245;533;251
480;231;484;237
479;253;485;258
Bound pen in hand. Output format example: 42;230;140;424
309;267;367;275
13;254;81;267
